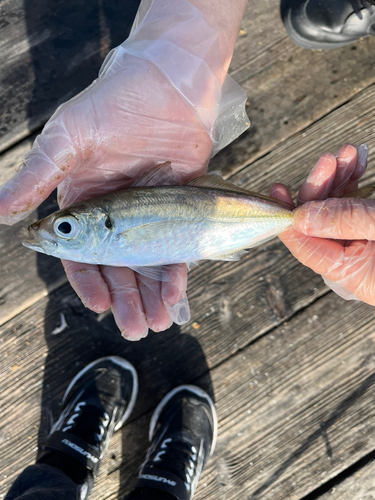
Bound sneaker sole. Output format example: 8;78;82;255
62;356;138;432
149;385;218;456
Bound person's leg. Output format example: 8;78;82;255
123;385;218;500
5;356;138;500
281;0;375;49
123;487;175;500
5;463;78;500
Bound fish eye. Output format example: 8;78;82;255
58;221;72;234
105;216;113;230
54;216;81;239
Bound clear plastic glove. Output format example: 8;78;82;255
271;143;375;305
0;0;248;340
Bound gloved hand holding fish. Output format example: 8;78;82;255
0;0;249;340
271;143;375;306
21;143;375;318
1;0;373;340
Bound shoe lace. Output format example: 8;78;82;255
351;0;375;15
151;437;198;484
62;403;110;449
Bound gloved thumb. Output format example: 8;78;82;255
0;114;77;225
293;198;375;241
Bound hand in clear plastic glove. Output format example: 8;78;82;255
0;0;248;340
271;143;375;305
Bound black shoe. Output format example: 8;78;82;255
281;0;375;49
135;385;218;500
37;356;138;498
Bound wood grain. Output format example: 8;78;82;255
0;0;141;152
1;284;374;500
1;1;375;498
199;297;375;499
317;459;375;500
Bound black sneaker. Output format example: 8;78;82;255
281;0;375;49
136;385;218;500
37;356;138;497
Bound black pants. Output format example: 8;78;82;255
5;464;172;500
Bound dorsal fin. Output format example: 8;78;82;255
188;174;295;209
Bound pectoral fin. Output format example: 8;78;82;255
117;220;184;241
207;249;248;261
127;265;171;281
117;221;186;280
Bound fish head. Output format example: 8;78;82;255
22;206;110;263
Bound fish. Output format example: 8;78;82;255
23;164;295;280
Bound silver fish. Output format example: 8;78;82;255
23;168;294;279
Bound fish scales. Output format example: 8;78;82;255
99;187;290;223
78;186;292;263
22;171;295;274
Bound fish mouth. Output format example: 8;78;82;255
23;223;58;254
22;239;47;253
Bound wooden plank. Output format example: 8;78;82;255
211;1;375;176
0;135;35;187
1;3;375;500
1;280;375;499
0;193;66;325
229;83;375;193
0;0;141;152
197;297;375;499
317;459;375;499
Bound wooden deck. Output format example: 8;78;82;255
1;1;375;499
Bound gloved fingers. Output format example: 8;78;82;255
329;143;368;195
295;144;364;206
164;292;191;326
321;241;375;305
342;179;359;195
136;274;173;333
322;276;360;301
100;266;149;341
275;143;375;307
330;144;358;196
280;227;370;281
161;264;191;325
278;228;346;277
297;153;337;205
280;228;375;305
61;260;111;313
270;183;294;206
349;143;369;182
0;117;78;225
293;198;375;241
161;264;188;305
